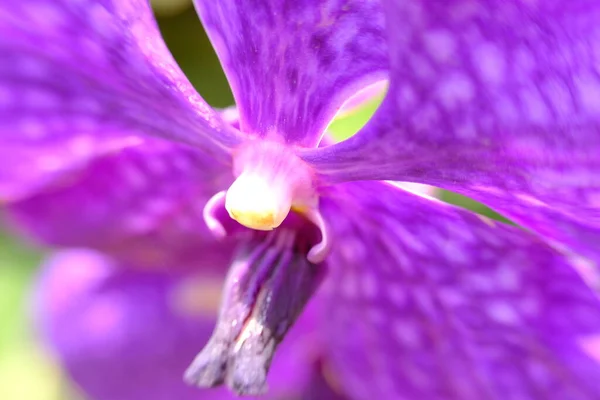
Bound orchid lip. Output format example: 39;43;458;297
193;184;329;395
184;228;326;395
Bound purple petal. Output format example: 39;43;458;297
35;249;332;399
304;0;600;262
319;181;600;399
5;138;233;266
299;359;352;400
193;0;388;146
0;0;240;200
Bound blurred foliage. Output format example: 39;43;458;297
328;95;383;142
157;6;234;108
152;0;192;18
0;233;58;400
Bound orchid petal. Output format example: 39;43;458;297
0;0;241;201
320;181;600;399
5;138;233;267
305;0;600;263
193;0;388;146
35;249;333;399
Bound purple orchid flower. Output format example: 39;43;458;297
2;0;600;399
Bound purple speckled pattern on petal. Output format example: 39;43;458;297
319;181;600;400
5;138;234;267
193;0;388;146
0;0;241;200
35;249;336;400
305;0;600;263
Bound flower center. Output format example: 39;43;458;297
191;142;332;394
224;141;317;231
202;140;331;263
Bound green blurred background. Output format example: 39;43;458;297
0;2;505;399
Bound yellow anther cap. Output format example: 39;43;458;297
225;172;291;230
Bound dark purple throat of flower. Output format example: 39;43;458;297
185;141;329;395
